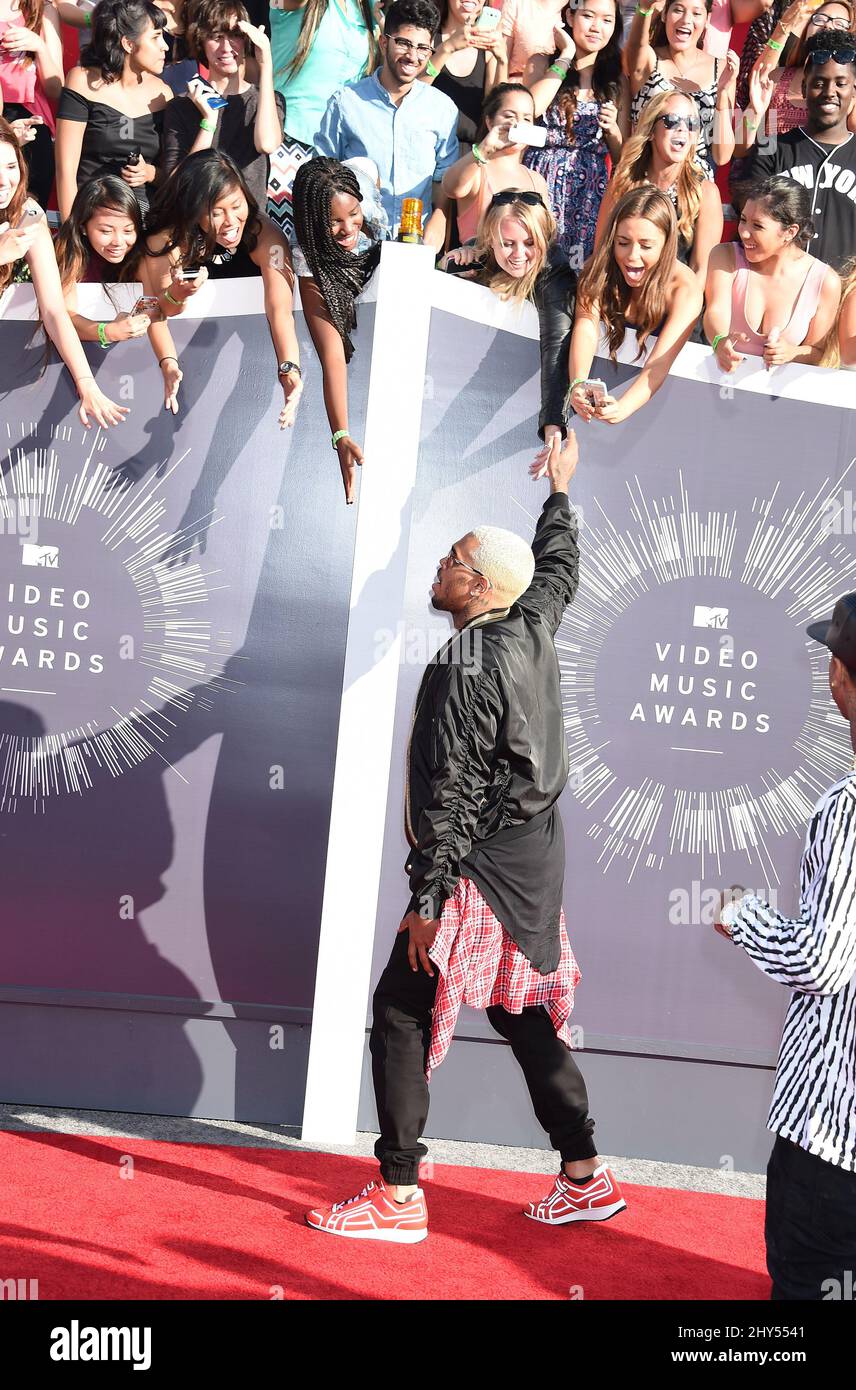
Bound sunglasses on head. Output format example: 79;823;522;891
489;190;546;210
656;111;701;132
806;45;856;65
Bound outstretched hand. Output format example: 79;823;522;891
536;430;578;492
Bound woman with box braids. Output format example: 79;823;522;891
292;156;386;504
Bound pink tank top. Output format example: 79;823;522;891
730;243;829;356
0;15;56;134
456;172;493;244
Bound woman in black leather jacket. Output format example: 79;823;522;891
440;188;576;475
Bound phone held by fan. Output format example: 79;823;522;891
508;121;547;148
188;76;228;110
132;295;161;317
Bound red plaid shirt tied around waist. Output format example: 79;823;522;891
426;877;580;1077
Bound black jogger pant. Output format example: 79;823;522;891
370;929;597;1186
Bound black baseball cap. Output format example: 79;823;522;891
807;593;856;668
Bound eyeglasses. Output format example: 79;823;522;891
388;35;432;58
443;547;491;587
656;110;701;132
810;13;852;28
489;189;546;210
806;45;856;65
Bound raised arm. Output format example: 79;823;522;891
723;785;856;996
623;0;661;89
517;433;580;633
528;26;576;117
238;20;283;153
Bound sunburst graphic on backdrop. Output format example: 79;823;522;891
555;465;856;886
0;422;235;810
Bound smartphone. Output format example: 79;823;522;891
125;147;141;166
188;76;228;110
132;295;161;317
582;378;607;407
508;120;548;148
177;267;201;281
445;256;485;276
15;204;39;229
475;4;502;28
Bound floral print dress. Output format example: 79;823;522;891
523;94;609;266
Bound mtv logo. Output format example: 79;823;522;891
21;543;59;568
693;605;728;630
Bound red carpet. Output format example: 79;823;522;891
0;1130;769;1300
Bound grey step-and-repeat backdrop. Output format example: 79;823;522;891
0;284;368;1123
355;288;856;1172
3;257;855;1172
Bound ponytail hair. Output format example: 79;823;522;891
80;0;167;82
740;175;816;250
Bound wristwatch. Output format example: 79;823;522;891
278;360;301;378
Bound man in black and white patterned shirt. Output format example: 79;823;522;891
717;592;856;1301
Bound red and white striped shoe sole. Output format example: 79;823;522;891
524;1197;627;1226
305;1218;428;1243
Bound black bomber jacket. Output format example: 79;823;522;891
405;491;580;923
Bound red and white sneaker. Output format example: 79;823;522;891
524;1162;627;1226
305;1178;428;1243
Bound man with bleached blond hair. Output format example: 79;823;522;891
306;432;626;1243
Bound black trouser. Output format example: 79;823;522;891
766;1134;856;1300
370;930;597;1185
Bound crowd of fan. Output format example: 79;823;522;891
1;0;855;499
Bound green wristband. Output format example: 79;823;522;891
199;116;217;132
766;37;784;51
97;321;110;349
569;377;588;392
331;429;349;449
164;289;181;307
471;142;486;165
83;8;91;24
426;58;438;78
635;4;653;14
711;333;727;352
548;62;569;79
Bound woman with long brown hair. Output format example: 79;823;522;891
566;185;701;425
0;0;63;205
53;174;183;413
0;119;128;429
271;0;379;150
595;88;722;282
523;0;629;265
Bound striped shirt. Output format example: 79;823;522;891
721;771;856;1172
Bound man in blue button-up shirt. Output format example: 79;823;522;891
313;0;460;248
